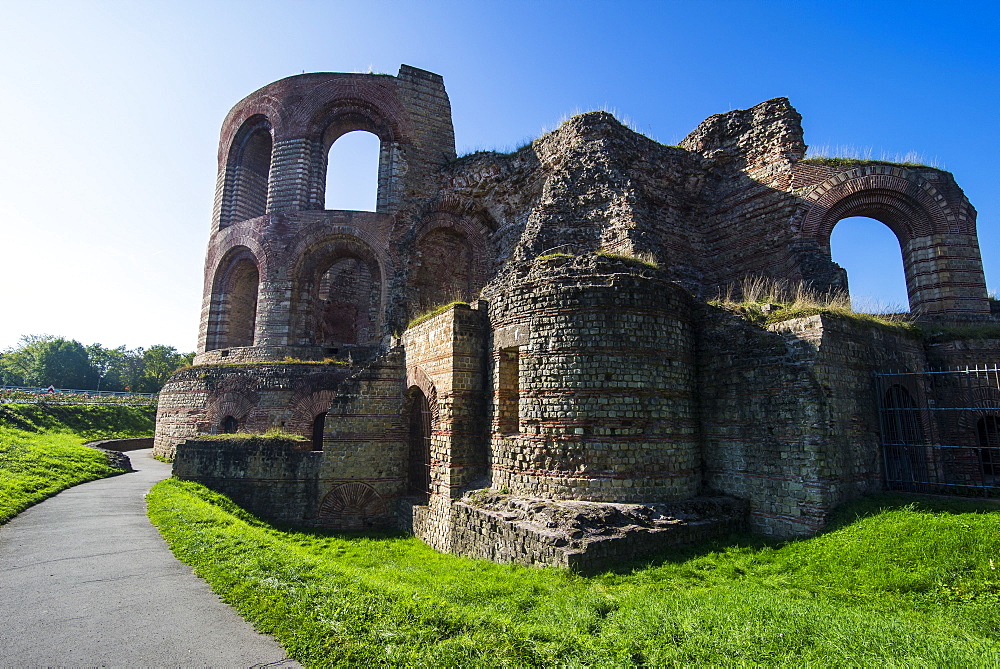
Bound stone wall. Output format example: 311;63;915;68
403;493;748;571
317;349;406;527
487;255;700;502
173;437;324;525
153;362;355;458
699;310;927;536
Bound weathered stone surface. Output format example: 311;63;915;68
154;64;997;567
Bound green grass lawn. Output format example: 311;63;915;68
148;480;1000;667
0;403;155;524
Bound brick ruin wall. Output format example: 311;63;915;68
160;65;999;567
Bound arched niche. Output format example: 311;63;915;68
407;211;494;319
292;237;384;347
405;385;432;500
206;247;260;351
412;227;473;313
220;115;273;228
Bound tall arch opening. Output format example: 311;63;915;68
312;412;327;451
222;116;273;227
324;130;380;211
207;249;260;351
406;386;432;500
830;216;909;313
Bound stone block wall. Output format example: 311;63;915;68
487;256;700;502
403;494;748;571
699;310;926;536
153;362;355;458
317;349;407;527
401;302;488;497
173;437;323;524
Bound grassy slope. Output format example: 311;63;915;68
0;403;155;524
148;481;1000;667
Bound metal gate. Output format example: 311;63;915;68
876;365;1000;495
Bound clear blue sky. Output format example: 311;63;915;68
1;0;997;352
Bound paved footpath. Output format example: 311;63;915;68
0;449;300;667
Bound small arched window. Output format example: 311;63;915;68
325;130;380;211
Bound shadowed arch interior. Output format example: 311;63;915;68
207;248;260;351
222;115;273;227
292;237;384;347
406;386;432;500
413;227;473;314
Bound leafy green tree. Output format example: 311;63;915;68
85;343;118;392
138;345;194;392
115;347;147;393
3;336;193;393
1;335;94;388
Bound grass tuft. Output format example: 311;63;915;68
148;482;1000;666
802;145;940;169
596;250;660;270
195;429;309;444
407;301;469;330
711;276;918;332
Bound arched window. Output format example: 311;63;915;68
407;387;432;499
976;416;1000;478
222;116;273;227
312;412;327;451
221;415;239;434
324;130;380;211
831;217;909;313
206;249;260;351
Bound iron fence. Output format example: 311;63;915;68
876;365;1000;495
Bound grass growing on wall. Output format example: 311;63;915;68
148;480;1000;667
406;301;469;330
0;403;154;524
711;276;918;332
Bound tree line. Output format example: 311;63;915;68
0;335;195;393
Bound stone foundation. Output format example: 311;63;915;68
403;492;748;571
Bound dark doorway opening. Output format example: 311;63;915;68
407;388;432;500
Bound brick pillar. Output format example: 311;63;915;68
267;138;315;212
904;234;990;316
